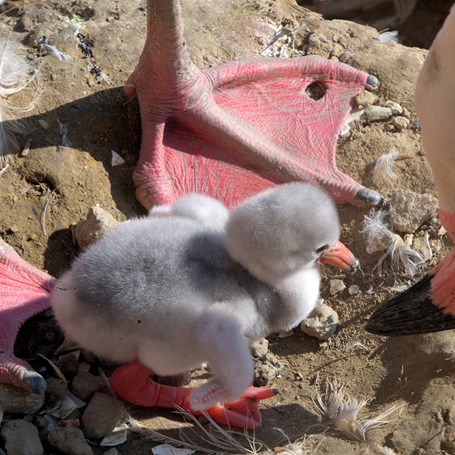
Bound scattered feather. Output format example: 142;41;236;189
45;390;86;419
372;151;399;185
0;37;38;165
0;162;8;176
361;209;423;276
40;42;70;62
314;379;403;441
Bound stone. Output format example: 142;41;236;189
46;377;68;399
300;302;339;340
389;189;439;233
81;392;127;440
71;371;104;401
56;352;80;378
48;427;94;455
250;338;269;358
329;279;346;296
253;352;283;387
354;90;377;108
0;383;45;414
392;116;410;130
73;206;120;250
348;285;360;296
1;420;44;455
383;100;403;115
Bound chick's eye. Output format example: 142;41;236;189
315;244;328;254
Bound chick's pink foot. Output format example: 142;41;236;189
0;238;53;392
110;360;276;429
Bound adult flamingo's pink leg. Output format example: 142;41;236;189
0;237;52;392
129;0;383;210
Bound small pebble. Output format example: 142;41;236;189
383;100;403;115
392;116;410;130
300;302;339;340
0;383;45;414
1;420;44;455
348;285;360;296
48;427;94;455
389;189;438;233
251;338;269;358
74;206;120;250
364;106;393;122
81;392;127;440
71;371;104;401
355;90;376;108
329;279;346;296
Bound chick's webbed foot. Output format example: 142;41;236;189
110;360;276;429
0;237;52;393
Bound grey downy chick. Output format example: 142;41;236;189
51;183;356;410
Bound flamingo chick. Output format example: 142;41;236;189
51;183;357;428
366;5;455;336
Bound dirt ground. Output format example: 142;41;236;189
0;0;454;454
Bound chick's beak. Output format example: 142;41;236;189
318;240;358;271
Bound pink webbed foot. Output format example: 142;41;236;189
128;1;383;210
110;360;276;429
0;237;53;392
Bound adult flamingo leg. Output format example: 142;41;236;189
0;237;53;392
129;0;383;210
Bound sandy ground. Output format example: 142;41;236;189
0;1;454;454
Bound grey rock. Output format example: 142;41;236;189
389;189;438;233
74;206;120;250
71;371;103;401
48;427;94;455
103;450;118;455
329;279;346;296
250;338;269;358
81;392;127;439
56;352;80;379
0;383;45;414
253;352;283;387
1;420;44;455
300;302;339;340
46;377;68;400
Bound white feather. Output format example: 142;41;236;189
0;37;38;165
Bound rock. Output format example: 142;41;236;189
71;371;104;401
56;352;81;379
0;383;45;414
48;427;94;455
251;338;269;358
329;279;346;296
1;420;44;455
73;206;120;250
253;352;283;387
103;450;118;455
383;100;403;115
392;116;410;130
355;90;377;108
300;302;339;340
81;392;127;440
46;377;68;400
389;189;439;233
348;285;360;296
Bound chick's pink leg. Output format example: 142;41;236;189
0;238;53;392
110;360;275;429
129;0;383;210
